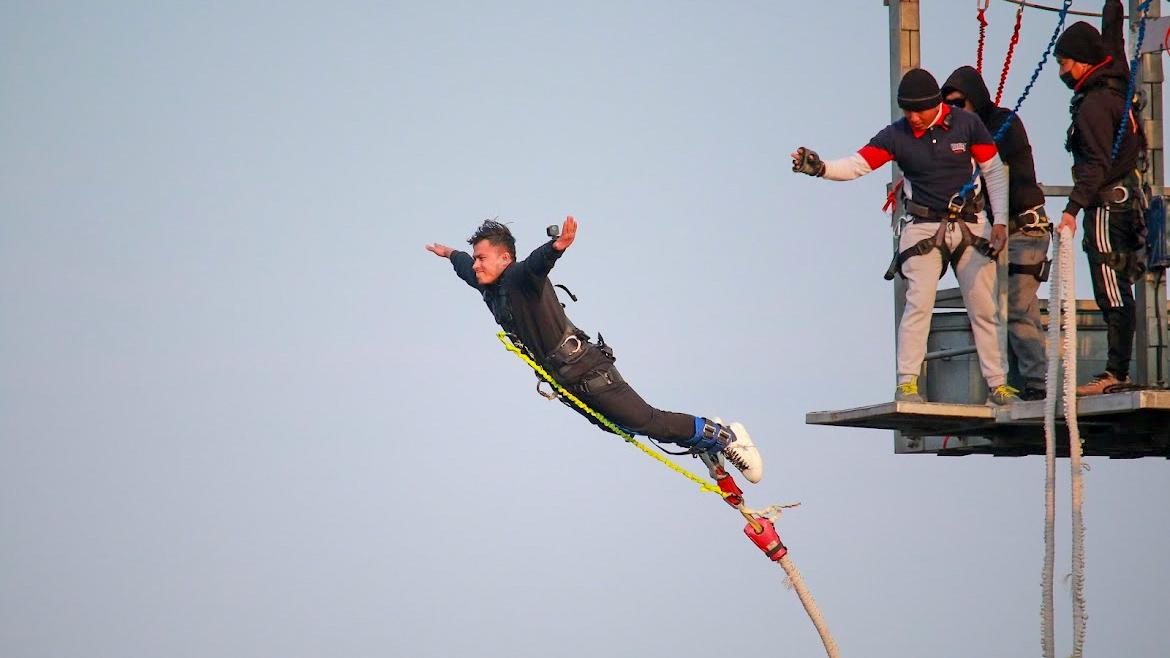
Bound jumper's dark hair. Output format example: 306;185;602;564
467;219;516;259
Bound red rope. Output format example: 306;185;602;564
976;7;989;73
883;178;905;213
995;6;1025;105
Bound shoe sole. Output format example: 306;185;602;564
727;422;763;484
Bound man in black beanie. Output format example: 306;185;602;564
1055;0;1147;396
790;68;1017;406
943;66;1050;401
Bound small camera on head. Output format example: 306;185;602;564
546;224;561;239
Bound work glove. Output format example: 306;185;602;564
792;147;826;177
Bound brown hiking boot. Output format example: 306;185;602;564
1075;371;1128;397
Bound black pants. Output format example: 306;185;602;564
548;344;697;444
1083;206;1139;379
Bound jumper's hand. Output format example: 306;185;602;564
425;243;453;258
990;224;1008;256
553;216;577;251
791;147;826;177
1059;211;1077;236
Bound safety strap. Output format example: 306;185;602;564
905;200;980;221
886;236;949;281
578;366;624;395
1008;260;1051;282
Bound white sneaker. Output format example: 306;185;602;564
722;422;763;484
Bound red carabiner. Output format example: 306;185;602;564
715;471;744;507
744;517;787;562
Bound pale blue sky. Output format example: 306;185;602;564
2;2;1167;657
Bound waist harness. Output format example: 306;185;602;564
884;199;995;281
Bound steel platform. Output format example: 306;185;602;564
806;390;1170;458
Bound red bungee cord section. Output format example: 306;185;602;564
995;4;1026;105
976;0;990;72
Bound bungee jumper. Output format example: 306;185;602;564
941;65;1052;401
791;68;1020;406
426;219;842;656
424;217;764;483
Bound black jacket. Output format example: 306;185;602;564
1064;0;1145;215
942;65;1046;217
450;240;572;360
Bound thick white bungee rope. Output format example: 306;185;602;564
1041;228;1063;658
1041;227;1087;658
1062;229;1086;657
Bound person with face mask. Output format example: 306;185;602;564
791;68;1018;407
1054;0;1147;396
942;66;1050;401
425;217;764;483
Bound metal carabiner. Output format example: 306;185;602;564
536;380;558;400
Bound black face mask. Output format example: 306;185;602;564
1060;70;1079;90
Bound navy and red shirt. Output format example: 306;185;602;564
858;103;1000;212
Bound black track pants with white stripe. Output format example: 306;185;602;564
1082;206;1139;379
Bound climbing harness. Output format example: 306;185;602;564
500;331;729;497
497;331;840;657
1011;204;1053;233
885;196;997;281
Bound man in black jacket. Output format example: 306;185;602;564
1055;0;1147;395
425;217;764;482
942;66;1050;400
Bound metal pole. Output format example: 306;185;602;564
889;0;919;369
1133;0;1168;386
889;0;920;452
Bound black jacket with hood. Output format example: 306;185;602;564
942;65;1046;220
1063;0;1145;216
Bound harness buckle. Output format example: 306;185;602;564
1036;259;1051;282
945;193;966;220
893;214;911;238
1018;206;1051;232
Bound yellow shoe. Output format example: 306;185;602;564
987;384;1020;406
895;376;925;403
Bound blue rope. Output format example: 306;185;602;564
955;0;1075;204
1111;0;1153;160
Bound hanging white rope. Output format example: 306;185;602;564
777;555;840;658
752;505;839;658
1059;225;1087;657
1040;228;1064;658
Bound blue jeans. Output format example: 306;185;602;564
1007;230;1051;388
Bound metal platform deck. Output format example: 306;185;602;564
806;390;1170;458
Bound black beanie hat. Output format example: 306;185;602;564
897;68;942;112
1055;21;1106;65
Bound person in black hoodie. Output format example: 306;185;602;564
425;217;764;482
942;66;1050;401
1054;0;1147;395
